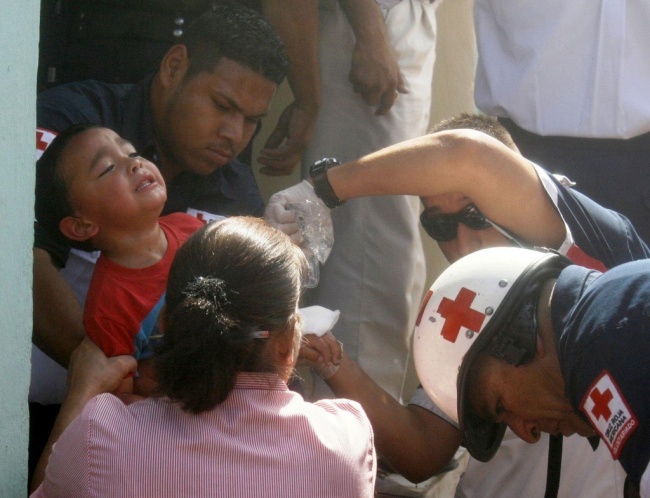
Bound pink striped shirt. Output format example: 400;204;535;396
32;373;376;497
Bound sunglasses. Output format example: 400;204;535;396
419;204;492;242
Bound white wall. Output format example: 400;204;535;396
0;1;39;494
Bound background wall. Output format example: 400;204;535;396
0;1;39;494
254;0;477;398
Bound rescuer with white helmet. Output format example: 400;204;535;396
414;246;570;461
415;246;650;496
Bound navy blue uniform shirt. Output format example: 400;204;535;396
553;261;650;488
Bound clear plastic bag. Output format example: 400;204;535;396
288;200;334;287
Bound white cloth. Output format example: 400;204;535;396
299;305;341;337
474;0;650;138
302;0;438;402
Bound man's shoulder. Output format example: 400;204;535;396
548;173;650;265
37;80;135;133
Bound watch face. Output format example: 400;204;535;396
311;157;341;176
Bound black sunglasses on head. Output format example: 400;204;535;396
419;204;492;242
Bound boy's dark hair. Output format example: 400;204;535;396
35;124;99;252
181;3;289;85
156;217;307;414
430;113;519;152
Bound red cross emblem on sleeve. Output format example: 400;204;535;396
437;287;487;343
580;370;638;459
590;388;613;421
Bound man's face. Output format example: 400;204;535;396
159;57;277;177
421;193;514;263
63;127;167;228
468;353;595;443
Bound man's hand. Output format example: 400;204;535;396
350;37;407;115
337;0;406;115
259;102;319;176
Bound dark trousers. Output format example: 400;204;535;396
500;118;650;245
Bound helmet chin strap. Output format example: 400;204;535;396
545;434;563;498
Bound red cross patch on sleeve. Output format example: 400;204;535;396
185;208;225;225
36;128;58;160
580;370;638;459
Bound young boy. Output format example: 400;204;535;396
36;124;204;396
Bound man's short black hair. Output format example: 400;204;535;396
430;113;519;153
35;124;98;252
182;3;289;85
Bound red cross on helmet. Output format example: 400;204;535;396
413;246;570;462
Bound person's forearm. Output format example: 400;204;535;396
338;0;389;49
32;248;85;367
262;0;321;113
325;352;462;482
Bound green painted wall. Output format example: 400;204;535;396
0;1;39;495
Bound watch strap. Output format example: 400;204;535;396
309;157;344;209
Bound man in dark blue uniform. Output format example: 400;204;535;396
414;246;650;496
34;2;287;368
31;3;287;478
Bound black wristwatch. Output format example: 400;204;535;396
309;157;344;209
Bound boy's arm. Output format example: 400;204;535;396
32;248;85;367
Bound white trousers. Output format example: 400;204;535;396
303;0;439;401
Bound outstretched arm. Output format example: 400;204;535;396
258;0;321;176
323;352;461;483
326;130;566;249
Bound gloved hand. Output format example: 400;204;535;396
264;180;330;245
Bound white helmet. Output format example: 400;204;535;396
413;246;570;461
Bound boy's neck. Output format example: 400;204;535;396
98;222;169;269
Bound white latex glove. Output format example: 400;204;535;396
264;180;330;245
